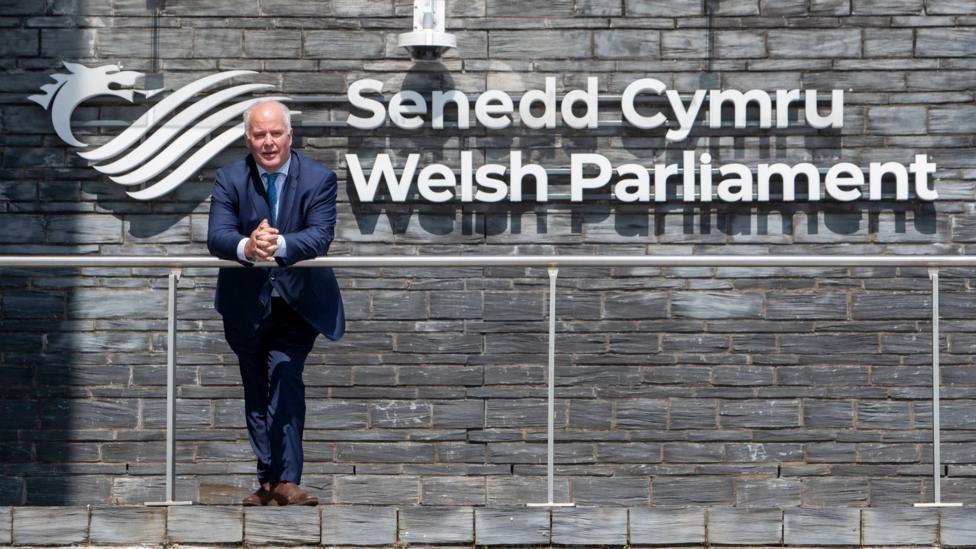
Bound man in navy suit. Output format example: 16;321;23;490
208;100;344;506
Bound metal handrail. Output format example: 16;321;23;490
0;254;965;508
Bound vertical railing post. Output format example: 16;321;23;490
915;268;960;508
528;265;573;507
146;269;192;506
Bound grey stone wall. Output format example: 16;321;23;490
1;0;975;507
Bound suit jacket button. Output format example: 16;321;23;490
270;275;276;281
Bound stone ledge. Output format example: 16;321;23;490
0;505;972;546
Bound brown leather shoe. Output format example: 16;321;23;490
272;481;318;506
242;486;274;506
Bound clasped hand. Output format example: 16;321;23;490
244;219;279;261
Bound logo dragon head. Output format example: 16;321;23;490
28;61;162;147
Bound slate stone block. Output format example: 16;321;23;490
664;443;723;464
712;365;774;385
851;292;932;320
736;479;802;508
802;478;868;507
430;291;483;319
68;288;166;319
304;30;386;58
715;30;766;58
369;400;432;428
669;398;717;429
865;28;915;57
672;292;763;319
616;398;667;429
244;507;320;545
322;505;397;546
708;508;782;545
569;399;612;429
661;30;708;59
13;506;89;545
917;28;976;57
810;0;851;13
804;400;854;428
727;443;804;463
243;30;299;58
371;290;426;320
927;0;976;14
484;291;544;320
0;508;8;545
630;507;705;545
867;106;927;135
486;398;552;428
1;290;64;318
661;334;728;353
784;508;860;546
337;442;432;463
487;477;571;506
475;507;550;545
432;399;485;429
486;0;574;16
863;508;938;545
38;28;90;57
397;334;482;353
421;477;486;505
552;507;627;545
869;478;924;506
0;215;44;243
25;471;114;505
767;292;847;320
931;106;976;133
653;477;733;505
856;401;911;430
90;506;166;545
627;0;702;15
306;399;369;429
603;291;668;319
334;475;419;504
167;506;243;544
595;30;660;59
760;0;807;14
942;508;976;546
768;30;861;58
720;400;800;428
572;477;649;505
490;30;591;59
854;0;923;13
400;506;473;544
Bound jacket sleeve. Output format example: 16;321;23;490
278;169;337;267
207;169;252;266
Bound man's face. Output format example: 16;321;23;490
245;103;292;172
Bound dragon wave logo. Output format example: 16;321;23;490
29;62;287;200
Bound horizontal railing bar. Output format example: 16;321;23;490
1;255;976;269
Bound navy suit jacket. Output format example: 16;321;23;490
207;151;344;342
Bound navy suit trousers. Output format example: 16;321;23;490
225;297;318;485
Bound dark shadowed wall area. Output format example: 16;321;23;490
1;0;975;506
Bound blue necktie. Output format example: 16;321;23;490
263;172;280;226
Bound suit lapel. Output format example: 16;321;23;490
276;151;300;232
246;158;272;224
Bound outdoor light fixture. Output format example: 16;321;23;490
398;0;456;61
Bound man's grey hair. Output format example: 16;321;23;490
243;99;292;134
